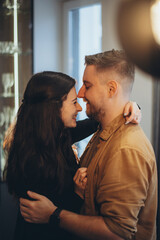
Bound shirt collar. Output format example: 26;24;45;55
99;114;126;141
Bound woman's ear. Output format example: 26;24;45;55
107;80;118;97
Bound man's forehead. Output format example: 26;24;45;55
84;64;96;72
83;66;97;83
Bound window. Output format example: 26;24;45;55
63;1;102;156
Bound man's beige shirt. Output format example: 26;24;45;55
80;114;157;240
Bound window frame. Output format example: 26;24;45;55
62;0;102;75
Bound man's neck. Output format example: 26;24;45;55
100;104;126;130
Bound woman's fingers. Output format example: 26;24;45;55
78;172;87;182
124;101;142;124
125;109;142;124
73;167;87;182
73;168;88;199
82;177;87;187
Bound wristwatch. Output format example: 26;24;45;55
49;207;62;228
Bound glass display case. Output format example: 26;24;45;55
0;0;33;180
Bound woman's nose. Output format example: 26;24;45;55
77;102;82;112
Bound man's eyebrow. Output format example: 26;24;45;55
83;80;92;85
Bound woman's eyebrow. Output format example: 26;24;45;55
72;97;77;102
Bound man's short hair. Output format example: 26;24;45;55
85;49;135;93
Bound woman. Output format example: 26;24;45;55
5;71;90;240
5;71;140;240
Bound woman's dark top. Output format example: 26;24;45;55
13;118;98;240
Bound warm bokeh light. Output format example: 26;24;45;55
117;0;160;77
151;0;160;45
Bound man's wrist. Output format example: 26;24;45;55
49;207;62;227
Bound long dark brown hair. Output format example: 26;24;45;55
5;71;77;198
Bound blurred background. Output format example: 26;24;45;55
0;0;159;239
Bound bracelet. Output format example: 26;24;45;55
49;207;62;228
137;103;141;110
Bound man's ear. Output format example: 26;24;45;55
107;80;118;97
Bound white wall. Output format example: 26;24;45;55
101;0;153;142
33;0;154;143
33;0;63;73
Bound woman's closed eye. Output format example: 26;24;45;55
73;100;78;105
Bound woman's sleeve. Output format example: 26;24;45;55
70;118;99;144
61;190;84;213
68;192;84;213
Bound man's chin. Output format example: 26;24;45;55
86;111;97;120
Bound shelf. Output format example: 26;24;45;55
0;0;33;181
0;49;32;57
0;93;15;98
0;9;31;16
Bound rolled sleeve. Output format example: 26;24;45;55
96;148;153;239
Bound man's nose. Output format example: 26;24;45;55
77;102;82;112
77;85;85;98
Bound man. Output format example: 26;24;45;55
20;50;157;240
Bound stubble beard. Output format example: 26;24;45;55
86;106;102;122
86;101;106;124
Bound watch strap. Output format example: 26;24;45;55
49;207;62;228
